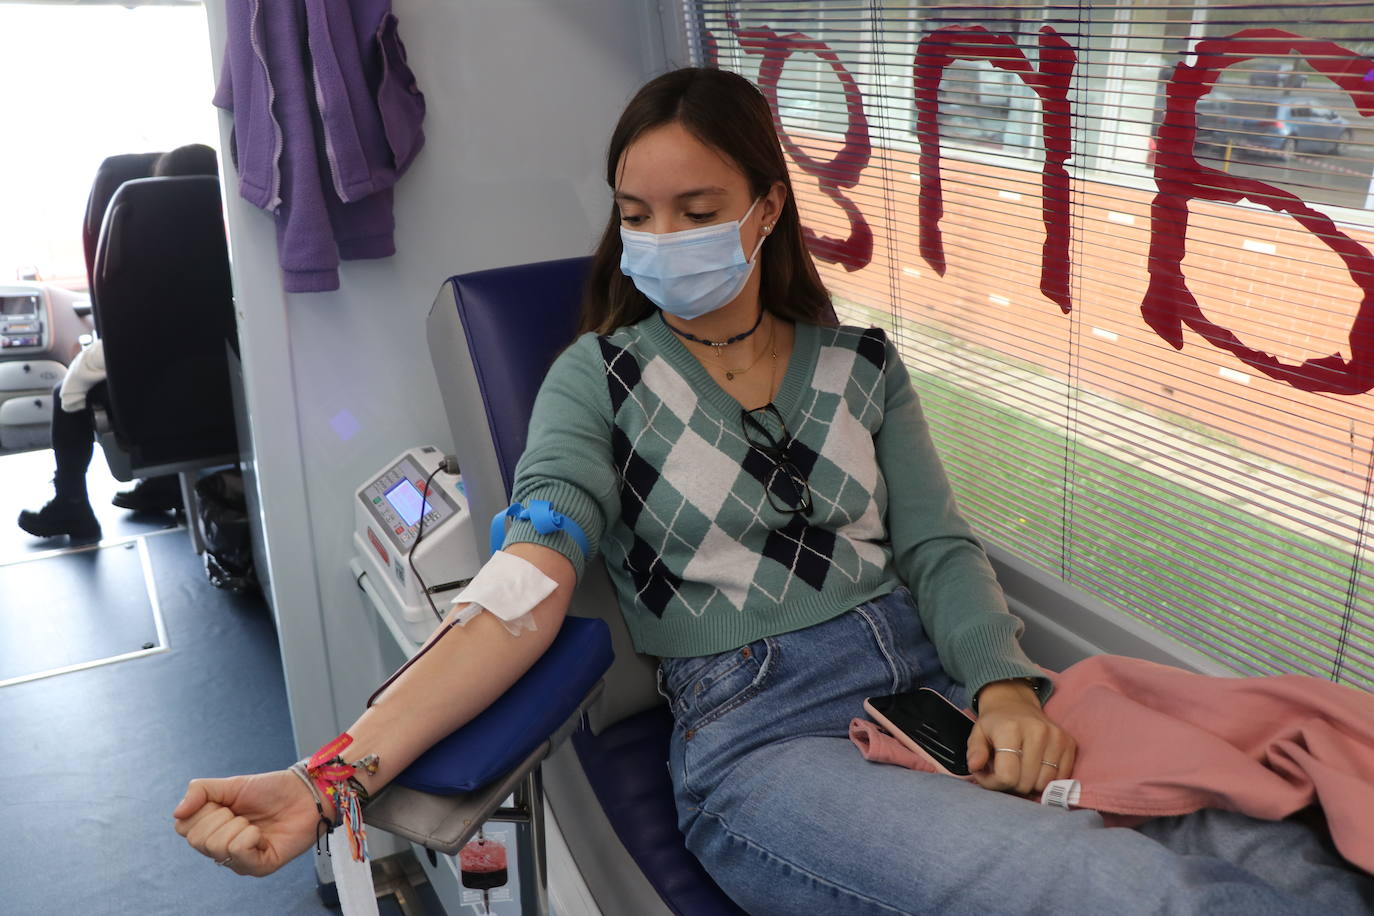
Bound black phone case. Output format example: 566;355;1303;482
865;688;975;777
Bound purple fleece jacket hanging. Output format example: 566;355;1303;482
214;0;427;293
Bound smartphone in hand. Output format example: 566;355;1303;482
863;687;976;777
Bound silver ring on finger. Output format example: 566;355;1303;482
1040;760;1060;769
993;747;1023;756
216;854;233;867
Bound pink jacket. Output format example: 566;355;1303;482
850;654;1374;874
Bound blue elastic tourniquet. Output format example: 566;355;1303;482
490;500;590;561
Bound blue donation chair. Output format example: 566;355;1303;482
411;257;747;914
378;257;1221;915
371;253;1229;914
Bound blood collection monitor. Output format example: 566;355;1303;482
354;446;482;642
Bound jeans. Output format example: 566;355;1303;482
658;587;1374;916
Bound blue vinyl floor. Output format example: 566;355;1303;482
0;540;162;684
0;450;436;915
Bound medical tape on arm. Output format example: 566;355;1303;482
449;550;557;636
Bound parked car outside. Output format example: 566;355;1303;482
1196;94;1352;161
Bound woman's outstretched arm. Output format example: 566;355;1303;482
172;541;576;876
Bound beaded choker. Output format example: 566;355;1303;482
662;308;765;350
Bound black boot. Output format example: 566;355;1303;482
17;495;102;541
112;475;183;513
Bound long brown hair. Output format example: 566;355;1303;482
580;67;835;336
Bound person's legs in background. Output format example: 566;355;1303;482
111;473;183;513
17;383;101;541
16;383;184;540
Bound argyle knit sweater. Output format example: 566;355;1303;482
503;311;1042;697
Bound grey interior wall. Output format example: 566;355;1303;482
201;2;678;860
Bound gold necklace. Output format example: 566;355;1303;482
718;317;776;381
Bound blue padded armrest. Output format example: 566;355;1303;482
394;615;613;795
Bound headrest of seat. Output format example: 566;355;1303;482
92;176;232;355
447;257;591;494
90;174;235;463
83;152;162;289
93;176;229;303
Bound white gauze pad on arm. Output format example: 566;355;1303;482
448;550;558;636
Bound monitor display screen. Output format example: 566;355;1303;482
0;295;39;316
384;478;429;527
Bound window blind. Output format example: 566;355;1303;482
686;0;1373;689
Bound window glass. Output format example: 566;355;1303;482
1185;5;1373;212
690;0;1374;690
0;4;217;287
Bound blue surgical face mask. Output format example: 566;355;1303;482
619;197;766;321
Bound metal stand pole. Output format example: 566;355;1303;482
181;470;204;554
513;768;549;916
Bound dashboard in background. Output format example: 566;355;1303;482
0;284;89;361
0;284;93;454
2;293;42;315
1;290;46;349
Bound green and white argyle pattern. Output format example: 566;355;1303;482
596;323;899;632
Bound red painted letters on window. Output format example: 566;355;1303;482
708;21;1374;393
728;14;875;272
914;25;1076;312
1147;29;1374;394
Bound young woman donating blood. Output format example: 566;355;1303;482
175;68;1374;914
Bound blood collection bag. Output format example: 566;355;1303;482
459;836;509;890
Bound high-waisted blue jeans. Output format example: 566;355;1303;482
658;588;1374;915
